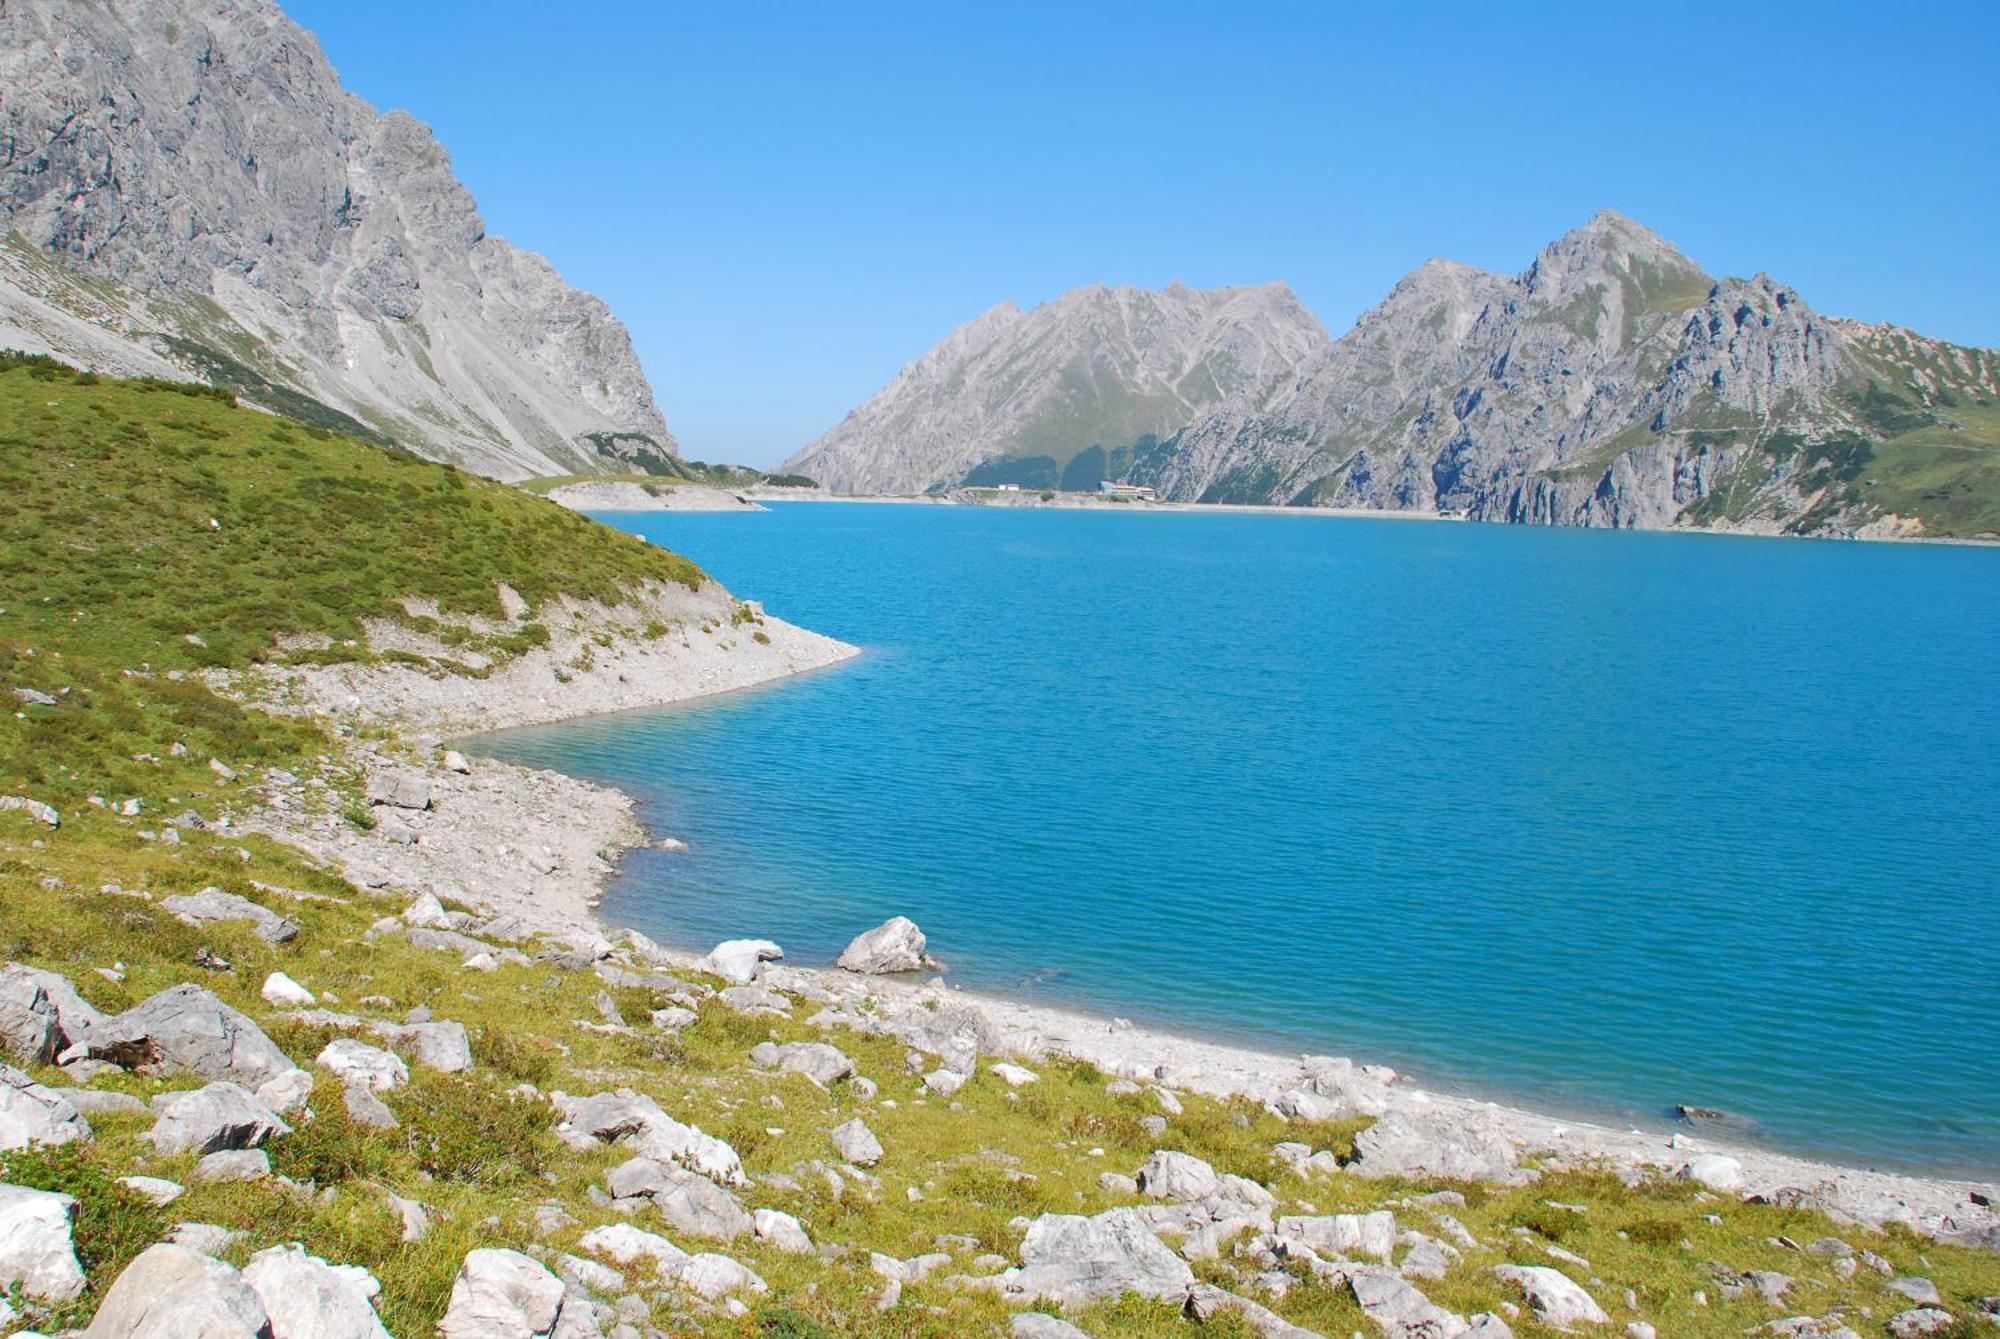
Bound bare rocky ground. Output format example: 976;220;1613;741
230;577;857;736
544;484;769;513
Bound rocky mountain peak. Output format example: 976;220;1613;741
780;278;1329;494
0;0;676;480
1525;212;1710;304
792;212;1997;538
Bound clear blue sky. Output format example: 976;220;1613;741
287;1;1999;468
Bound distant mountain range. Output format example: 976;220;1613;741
0;0;676;480
784;213;2000;538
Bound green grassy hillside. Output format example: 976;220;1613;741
0;353;702;673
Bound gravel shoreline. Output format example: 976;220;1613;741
240;589;1999;1250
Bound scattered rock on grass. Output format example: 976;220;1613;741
1012;1315;1091;1339
192;1149;270;1184
317;1039;408;1091
116;1176;183;1206
751;1208;813;1255
1347;1267;1467;1336
242;1243;392;1339
1136;1150;1220;1203
384;1020;473;1074
260;971;315;1007
65;984;299;1088
0;1183;86;1303
1494;1263;1610;1329
608;1157;753;1240
0;963;106;1063
438;1248;564;1339
831;1117;884;1167
79;1242;267;1337
161;888;299;944
579;1222;686;1270
998;1208;1195;1307
146;1082;290;1155
1276;1210;1397;1262
748;1041;854;1086
0;1063;91;1149
343;1085;398;1129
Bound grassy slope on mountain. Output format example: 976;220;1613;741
0;354;702;673
0;359;1996;1335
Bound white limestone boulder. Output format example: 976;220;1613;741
0;964;106;1063
1494;1264;1610;1329
0;1184;85;1303
748;1041;855;1087
836;917;940;974
64;985;299;1088
437;1248;564;1338
146;1082;291;1155
1136;1150;1221;1203
752;1208;814;1255
1348;1110;1517;1182
830;1117;884;1168
80;1243;268;1338
0;1064;91;1150
999;1208;1195;1307
1277;1210;1398;1262
260;972;315;1008
698;939;784;985
161;889;298;944
1680;1154;1745;1192
242;1244;393;1339
316;1039;408;1092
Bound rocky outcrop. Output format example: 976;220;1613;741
161;889;299;944
999;1208;1197;1308
1348;1111;1519;1183
556;1090;744;1186
65;985;299;1088
788;212;2000;537
0;0;676;481
0;964;106;1064
750;1041;856;1087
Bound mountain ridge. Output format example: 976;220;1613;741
784;212;2000;538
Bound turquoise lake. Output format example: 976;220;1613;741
475;504;2000;1175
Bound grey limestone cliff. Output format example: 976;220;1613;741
0;0;675;479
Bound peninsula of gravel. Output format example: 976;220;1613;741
1;357;1996;1338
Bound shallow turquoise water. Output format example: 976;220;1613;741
475;505;2000;1174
